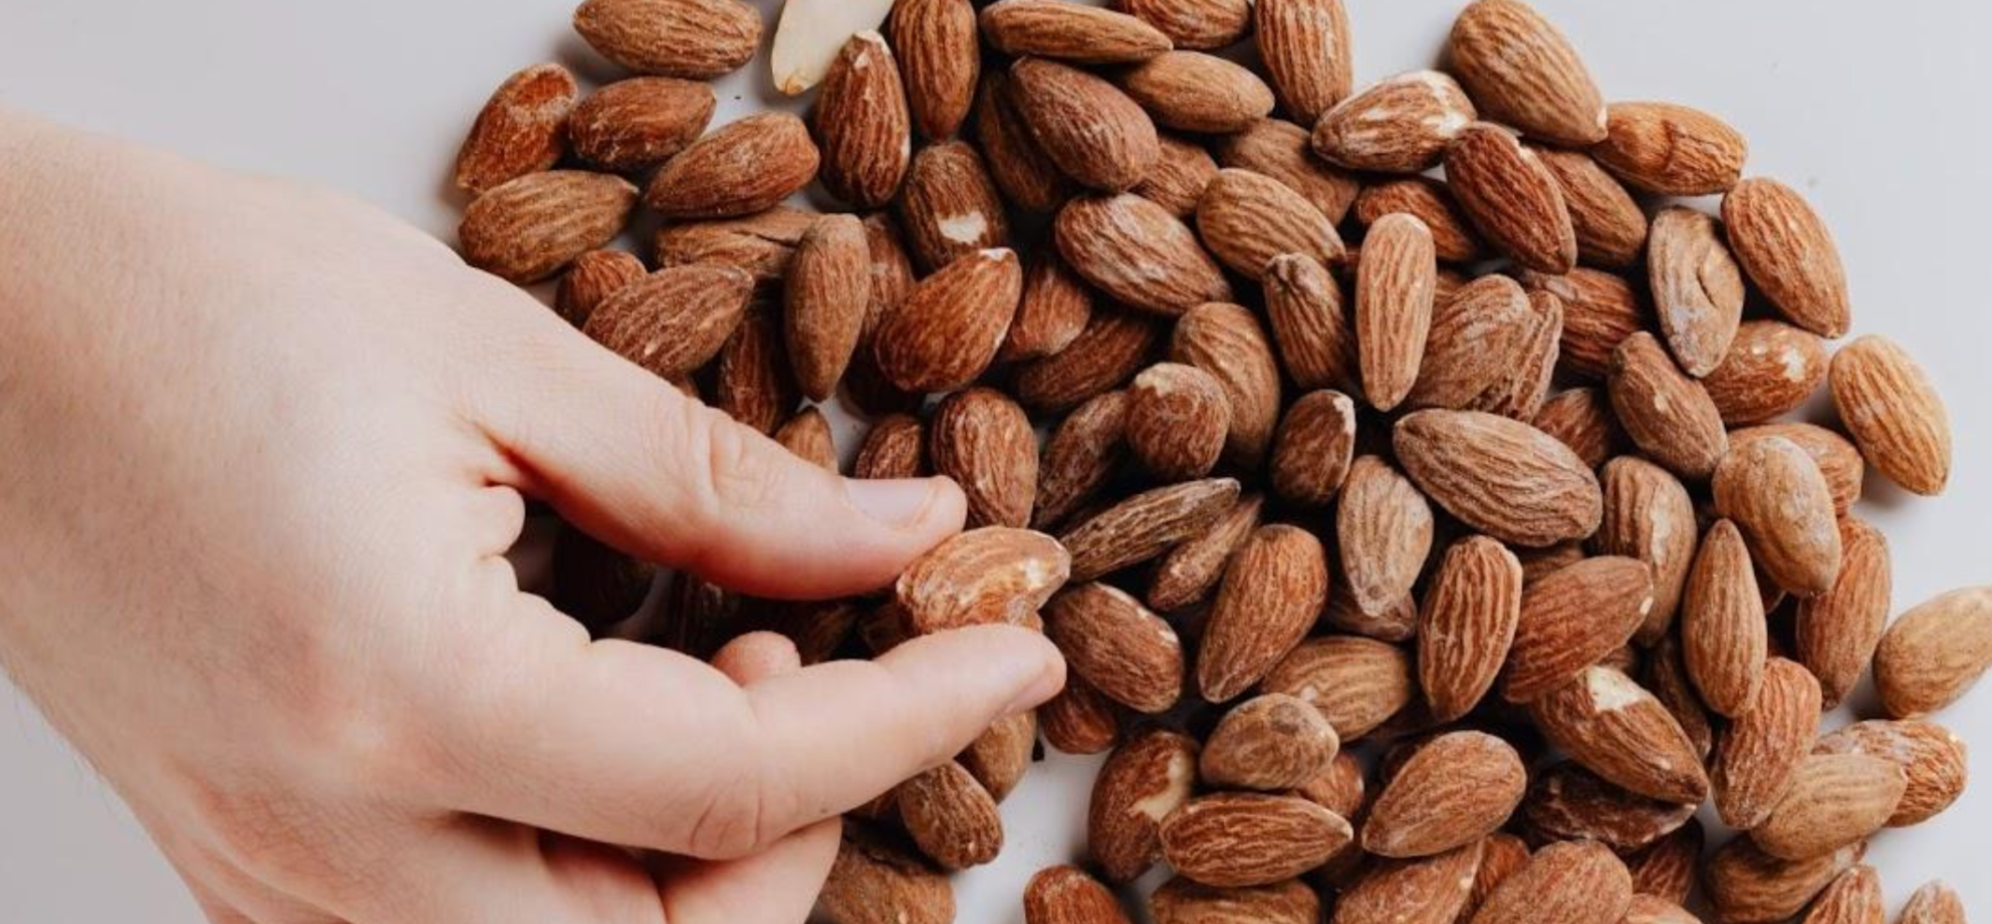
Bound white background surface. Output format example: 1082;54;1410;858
2;1;1989;921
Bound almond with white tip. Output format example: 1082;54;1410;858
1504;556;1652;703
1313;71;1476;173
1529;665;1711;803
1815;719;1968;827
1648;206;1745;378
872;248;1023;393
812;32;911;209
894;527;1071;635
1363;732;1527;858
1090;729;1200;883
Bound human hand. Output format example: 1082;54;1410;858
0;112;1063;924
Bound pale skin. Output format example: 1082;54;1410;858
0;112;1065;923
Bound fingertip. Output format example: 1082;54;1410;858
712;632;803;685
843;476;967;536
881;624;1067;719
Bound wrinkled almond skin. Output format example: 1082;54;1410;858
981;0;1173;64
1197;168;1346;280
1408;275;1533;410
646;112;820;218
1420;536;1523;722
1199;525;1331;703
454;63;578;194
1017;306;1164;414
813;33;912;209
654;207;815;292
854;413;927;481
1263;254;1358;394
1025;865;1134;924
1705;839;1859;924
1047;582;1184;715
1445;0;1608;146
1795;518;1891;709
573;0;761;79
1090;729;1199;882
1523;268;1649;381
1467;839;1632;924
1363;732;1526;858
1057;194;1235;316
1594;101;1748;196
1532;146;1646;268
1901;883;1968;924
570;75;717;172
1800;866;1884;924
898;140;1012;272
1128;363;1232;482
1751;753;1904;862
1333;841;1484;924
713;308;799;435
931;388;1039;529
1151;877;1321;924
1270;390;1358;507
1355;177;1486;264
1874;586;1992;719
1681;519;1768;718
1160;794;1354;889
1648;206;1745;378
894;527;1072;634
1607;331;1730;481
1465;834;1532;920
1215;119;1361;223
1136;133;1222;219
1703;320;1831;426
1724;177;1851;338
1522;761;1696;852
1254;0;1353;122
557;248;646;327
1829;334;1953;496
1336;455;1435;620
1394;409;1603;549
1626;817;1703;905
785;214;870;402
1713;434;1843;597
1172;303;1283;468
1815;719;1969;827
1355;213;1438;410
1122;51;1277;134
1713;657;1824;829
819;823;954;924
1504;556;1653;703
896;760;1004;870
1263;636;1415;741
977;71;1080;215
1013;58;1162;192
1041;672;1122;755
1730;423;1865;516
1596;456;1697;644
1445;123;1578;274
1115;0;1251;50
1530;666;1711;803
1059;479;1242;583
461;170;638;285
582;264;753;379
775;407;838;470
890;0;980;140
1316;70;1479;174
1201;693;1340;792
1150;493;1263;611
1002;249;1095;362
1034;391;1133;531
873;248;1024;393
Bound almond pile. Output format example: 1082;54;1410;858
448;0;1984;922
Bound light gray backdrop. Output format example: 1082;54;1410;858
1;1;1987;921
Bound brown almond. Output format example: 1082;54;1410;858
646;112;820;219
1713;434;1843;596
1128;363;1231;481
931;388;1039;529
814;33;912;209
1621;896;1701;924
774;407;838;470
977;70;1080;215
1530;387;1622;470
1522;761;1697;852
1705;839;1859;924
1263;254;1358;394
454;63;578;194
571;75;717;172
1201;693;1341;791
784;214;870;401
1901;883;1968;924
1625;818;1703;906
1115;0;1250;50
1751;753;1905;862
1122;50;1276;133
1703;320;1831;426
1467;839;1632;924
1829;334;1953;496
1197;168;1346;280
1025;866;1134;924
1419;536;1523;722
1647;207;1745;377
1445;0;1608;146
1355;213;1439;410
890;0;980;140
1445;123;1578;274
1593;101;1748;196
898;140;1012;272
1354;178;1486;264
1270;390;1358;507
1681;519;1769;718
1034;391;1133;530
462;170;638;285
1724;177;1852;338
1471;288;1565;420
1042;673;1123;756
982;0;1173;63
1160;793;1354;889
1313;71;1477;174
1730;423;1865;516
1002;249;1095;362
1090;729;1200;882
1136;133;1222;219
1799;866;1884;924
894;527;1072;634
1712;657;1824;829
1795;518;1891;709
1394;409;1604;549
1504;556;1653;703
1047;582;1184;714
1337;455;1436;619
654;207;816;292
573;0;761;79
1060;479;1242;583
1606;331;1729;481
896;760;1003;870
1213;118;1362;223
1254;0;1353;122
1172;303;1283;467
854;413;927;480
1017;306;1164;414
1147;486;1262;607
1364;732;1526;858
1815;719;1969;827
1521;268;1649;381
1596;456;1698;644
582;263;753;378
713;308;799;435
1874;586;1992;719
1263;636;1415;741
873;248;1024;392
557;249;646;327
1333;841;1484;924
1151;877;1321;924
1013;58;1162;192
1531;146;1647;268
1530;665;1711;803
819;823;954;924
1056;194;1235;315
1198;525;1332;702
1408;275;1534;410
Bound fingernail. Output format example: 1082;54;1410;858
845;478;939;529
1001;647;1067;717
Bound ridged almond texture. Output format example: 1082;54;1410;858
1127;362;1230;481
1333;841;1484;924
1724;177;1851;338
713;308;798;435
1446;0;1606;145
654;207;814;291
1269;390;1357;507
1420;536;1524;722
1731;423;1865;516
1151;877;1321;924
1356;178;1486;263
1522;761;1697;852
872;248;1024;393
1090;729;1200;882
889;0;980;140
1815;719;1969;827
1059;479;1242;583
1900;882;1967;924
1394;409;1604;549
819;823;954;924
1214;119;1362;223
461;170;638;284
1016;306;1163;415
898;140;1012;272
581;264;753;379
1829;334;1953;496
1596;456;1697;644
1795;518;1891;708
573;0;762;79
1531;146;1646;268
1444;123;1578;274
1712;657;1824;829
1196;168;1346;280
1626;817;1702;905
1024;866;1134;924
784;214;870;401
646;112;821;218
1355;213;1438;410
1255;0;1353;122
1262;636;1415;740
1607;331;1729;481
1703;320;1831;426
1150;493;1264;611
1200;693;1341;792
1042;673;1122;756
557;248;646;327
1363;732;1527;858
1263;254;1357;394
1198;525;1332;702
774;407;837;470
1122;51;1277;134
1530;665;1711;803
1504;556;1653;703
1002;249;1094;362
1115;0;1250;50
1047;582;1183;715
894;527;1072;634
1336;455;1435;619
977;71;1080;215
1681;519;1768;718
1471;287;1564;419
1467;839;1632;924
1713;434;1844;597
1648;206;1745;378
1796;865;1883;924
1056;194;1235;315
1522;267;1648;381
1172;303;1283;467
1751;753;1904;862
1034;391;1131;530
981;0;1174;64
1408;275;1533;410
1874;586;1992;719
571;76;717;172
1013;57;1162;192
854;414;926;480
1594;101;1748;196
896;760;1003;870
1159;793;1353;888
813;33;912;209
1136;133;1221;218
1313;71;1477;173
931;388;1038;529
1705;839;1859;924
454;62;578;194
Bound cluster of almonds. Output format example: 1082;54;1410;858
446;0;1987;921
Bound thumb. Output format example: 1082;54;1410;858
480;322;964;600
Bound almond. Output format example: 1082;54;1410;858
1355;213;1438;410
889;0;980;140
1828;334;1953;496
1127;363;1231;481
1681;519;1768;718
1751;753;1905;862
1607;331;1729;481
1445;123;1578;274
1530;665;1711;803
1013;58;1162;192
1471;288;1564;419
1702;320;1831;426
646;112;820;218
1201;693;1341;791
976;70;1080;215
1002;249;1095;362
1446;0;1606;144
1467;839;1631;924
1018;306;1164;414
1056;194;1235;315
1197;169;1346;280
1270;390;1358;507
1705;839;1860;924
1874;586;1992;719
1723;177;1851;338
1408;275;1534;409
1136;133;1222;218
1364;732;1526;858
872;248;1023;392
894;526;1071;634
784;214;870;401
1418;536;1523;722
1596;456;1697;644
1394;409;1604;548
1521;761;1696;852
983;0;1172;63
653;207;815;291
1521;268;1649;381
1730;423;1865;516
572;0;761;79
1466;834;1532;920
1042;673;1123;756
1213;119;1361;224
1800;866;1884;924
896;760;1003;870
854;414;927;480
1160;793;1354;888
774;407;838;470
556;248;646;327
1172;302;1284;467
1149;492;1263;610
1121;51;1276;133
1901;883;1967;924
454;63;578;194
1531;146;1647;269
713;308;799;435
1151;878;1321;924
581;264;753;378
1815;719;1969;827
1354;178;1486;264
1794;518;1890;709
1504;557;1653;702
1198;525;1331;702
1263;635;1415;741
1034;390;1133;530
1297;751;1367;819
1263;254;1358;394
1621;896;1700;924
898;140;1012;272
1047;582;1184;714
1314;71;1477;173
1324;583;1419;644
1025;866;1134;924
1337;455;1436;619
819;823;953;924
1090;729;1199;882
1115;0;1251;50
1712;657;1824;828
931;388;1038;529
1625;818;1702;906
1713;434;1843;596
570;76;716;172
813;33;912;209
1254;0;1354;122
461;170;638;284
1333;841;1484;924
1647;207;1745;377
1594;101;1748;196
1060;478;1242;583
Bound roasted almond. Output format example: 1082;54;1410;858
1795;517;1891;709
976;70;1080;215
571;75;717;172
784;214;870;401
1337;455;1436;619
1160;793;1354;889
1874;586;1992;719
1270;390;1358;507
1196;168;1346;280
646;112;820;218
819;822;954;924
1647;206;1745;378
1724;177;1851;338
1504;556;1653;703
1171;302;1284;467
1121;51;1276;134
1017;306;1165;414
1467;839;1631;924
898;140;1012;272
1150;493;1264;612
1090;729;1200;882
1521;268;1649;381
813;33;912;209
1025;866;1133;924
1444;123;1578;274
1828;334;1953;496
653;207;815;292
1705;838;1859;924
572;0;762;79
890;0;980;140
1013;57;1162;192
1419;536;1523;722
1151;877;1321;924
1263;635;1415;741
1407;275;1534;410
774;407;838;470
1198;525;1331;702
1333;841;1484;924
1042;672;1123;756
1730;422;1866;515
894;527;1072;634
1214;118;1361;223
982;0;1173;63
854;413;927;480
1703;320;1831;426
1593;101;1748;196
1354;177;1486;264
1060;478;1242;583
1712;657;1824;829
461;170;638;284
1127;362;1231;481
1355;213;1438;410
1815;719;1969;827
1606;331;1729;481
931;388;1038;529
1056;194;1235;315
1034;390;1133;530
1530;665;1711;803
1254;0;1353;122
1263;253;1358;394
872;248;1024;392
1363;732;1526;858
1394;409;1604;549
1313;70;1476;173
454;62;578;194
1712;434;1843;596
1001;249;1094;362
1681;519;1769;718
1201;693;1341;791
1522;761;1697;852
1751;753;1904;862
1445;0;1608;146
896;759;1003;870
556;248;646;327
1135;133;1222;218
1800;866;1884;924
1531;146;1647;268
582;263;753;378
